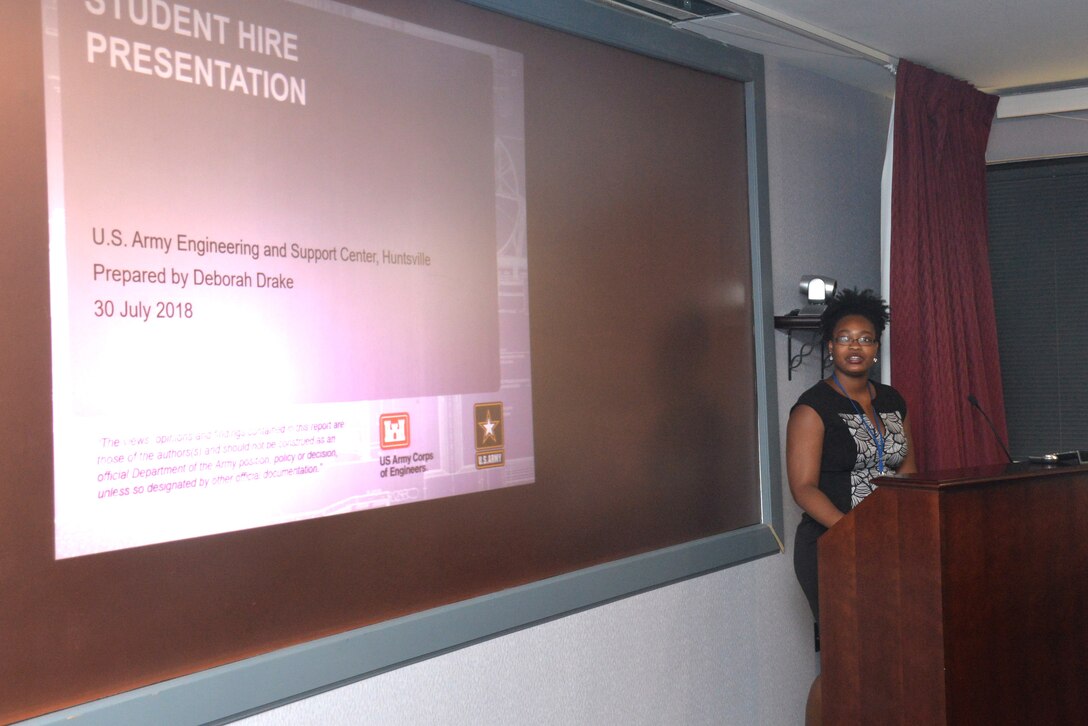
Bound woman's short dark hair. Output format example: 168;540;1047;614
820;288;890;344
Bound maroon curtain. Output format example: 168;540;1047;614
890;60;1006;471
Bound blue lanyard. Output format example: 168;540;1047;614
832;372;886;473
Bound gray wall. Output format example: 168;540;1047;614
240;59;893;726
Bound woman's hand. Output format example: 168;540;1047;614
898;415;918;474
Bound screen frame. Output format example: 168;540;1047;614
23;0;781;723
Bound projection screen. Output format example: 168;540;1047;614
46;0;534;558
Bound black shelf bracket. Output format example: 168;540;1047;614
773;313;825;381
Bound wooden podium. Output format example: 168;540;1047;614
818;464;1088;724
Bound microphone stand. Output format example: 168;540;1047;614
967;394;1014;464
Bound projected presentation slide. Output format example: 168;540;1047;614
43;0;534;558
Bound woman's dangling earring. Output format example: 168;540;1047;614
873;356;879;363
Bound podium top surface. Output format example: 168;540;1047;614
875;461;1088;491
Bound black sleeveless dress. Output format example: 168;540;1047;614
792;379;909;620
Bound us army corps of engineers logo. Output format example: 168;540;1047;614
474;402;504;469
378;412;410;450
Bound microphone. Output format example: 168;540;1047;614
967;394;1014;463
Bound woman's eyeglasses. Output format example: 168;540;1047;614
832;335;877;346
